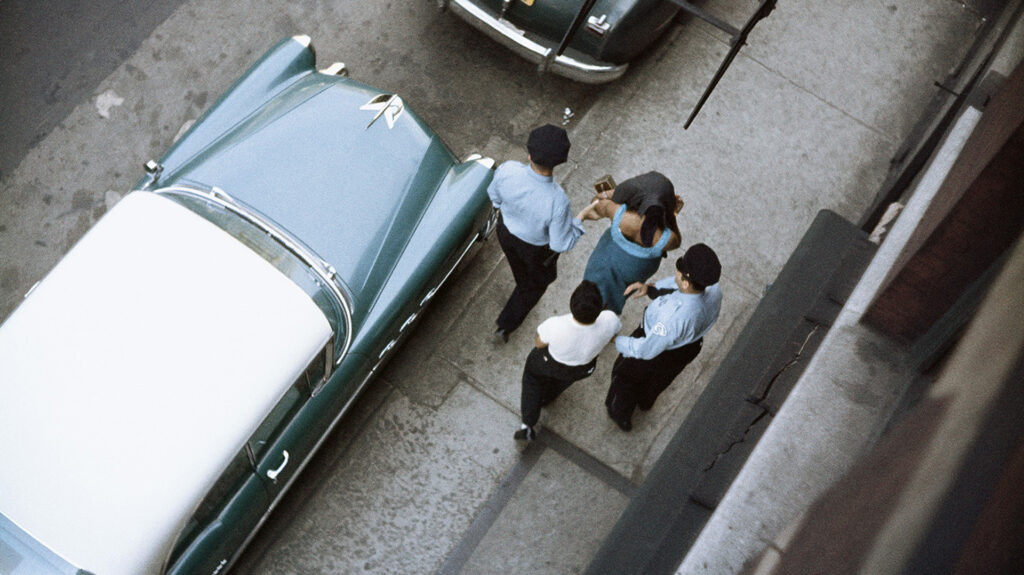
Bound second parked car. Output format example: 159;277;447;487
443;0;681;83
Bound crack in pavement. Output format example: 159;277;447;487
702;324;822;474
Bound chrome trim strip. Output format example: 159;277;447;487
446;0;627;84
400;312;418;332
151;186;353;364
419;219;486;306
378;339;397;360
23;280;40;299
481;206;500;240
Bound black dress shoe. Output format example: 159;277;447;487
606;395;633;430
494;327;510;343
513;426;535;441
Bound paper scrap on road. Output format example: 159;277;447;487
96;90;124;118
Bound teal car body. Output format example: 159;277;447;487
444;0;679;83
0;35;495;574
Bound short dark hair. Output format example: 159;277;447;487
570;280;603;324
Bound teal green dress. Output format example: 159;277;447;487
584;205;670;314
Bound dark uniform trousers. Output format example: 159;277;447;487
521;347;597;428
605;324;703;426
496;218;558;333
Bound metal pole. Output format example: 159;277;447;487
679;0;777;129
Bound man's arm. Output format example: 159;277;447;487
614;327;673;360
588;198;620;219
623;282;670;300
486;180;501;208
624;276;676;301
576;199;601;221
548;199;585;252
646;285;676;299
623;282;649;300
486;163;510;208
615;284;686;359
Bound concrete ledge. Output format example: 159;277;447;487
674;103;990;575
585;210;875;575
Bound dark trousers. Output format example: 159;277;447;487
521;347;597;427
605;325;703;425
496;220;558;333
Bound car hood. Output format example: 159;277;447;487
158;74;456;307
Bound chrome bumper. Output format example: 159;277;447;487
444;0;627;84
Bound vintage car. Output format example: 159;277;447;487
442;0;681;83
0;35;496;574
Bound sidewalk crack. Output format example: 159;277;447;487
751;324;822;407
702;324;822;473
702;408;768;473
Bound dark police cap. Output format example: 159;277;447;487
676;243;721;288
527;124;571;168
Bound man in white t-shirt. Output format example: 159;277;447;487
515;280;622;441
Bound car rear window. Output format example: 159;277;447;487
163;190;347;356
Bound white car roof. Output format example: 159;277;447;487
0;192;332;574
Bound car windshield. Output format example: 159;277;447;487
1;514;91;575
159;188;349;361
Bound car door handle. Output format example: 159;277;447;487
400;312;417;332
378;339;397;359
420;287;439;306
267;450;289;483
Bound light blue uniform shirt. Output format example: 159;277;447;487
615;275;723;360
487;161;584;252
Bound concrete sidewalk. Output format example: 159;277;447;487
457;0;982;571
245;1;985;573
